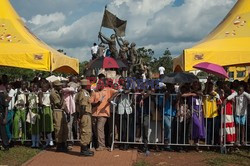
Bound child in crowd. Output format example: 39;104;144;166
182;81;205;152
221;82;236;144
39;82;54;147
13;82;28;141
5;84;17;143
176;84;191;145
28;84;40;148
232;86;250;145
203;82;221;145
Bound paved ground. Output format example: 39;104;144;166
23;147;138;166
137;151;206;166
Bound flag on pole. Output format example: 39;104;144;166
101;9;127;37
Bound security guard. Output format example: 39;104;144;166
50;80;69;152
77;79;94;156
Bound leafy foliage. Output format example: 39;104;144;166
79;61;90;76
136;47;173;74
0;66;68;82
137;47;154;64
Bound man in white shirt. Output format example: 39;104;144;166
91;43;98;60
158;65;165;79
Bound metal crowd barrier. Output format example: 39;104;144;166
2;91;250;154
110;92;246;153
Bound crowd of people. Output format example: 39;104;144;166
1;70;250;155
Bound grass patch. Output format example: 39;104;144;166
0;146;41;166
134;160;150;166
204;150;250;166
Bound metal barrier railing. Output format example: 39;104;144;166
2;91;250;154
110;93;231;152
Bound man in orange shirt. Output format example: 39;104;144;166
90;78;117;151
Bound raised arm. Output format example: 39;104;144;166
182;92;196;97
116;36;123;48
99;35;109;44
99;32;112;43
243;91;250;100
227;91;237;101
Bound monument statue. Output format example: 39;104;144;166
98;32;118;58
129;42;138;64
116;36;129;60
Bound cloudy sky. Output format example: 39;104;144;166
10;0;237;62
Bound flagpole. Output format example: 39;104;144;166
98;5;107;41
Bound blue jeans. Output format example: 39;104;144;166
5;110;14;140
164;116;174;142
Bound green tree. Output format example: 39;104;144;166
158;48;173;74
149;48;173;74
0;67;50;81
135;47;173;75
0;66;70;82
79;61;89;76
137;47;154;64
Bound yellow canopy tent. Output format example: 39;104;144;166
173;0;250;72
0;0;79;74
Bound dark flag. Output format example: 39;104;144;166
101;9;127;37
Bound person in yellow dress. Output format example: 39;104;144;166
203;82;221;145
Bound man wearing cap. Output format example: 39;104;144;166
77;79;94;156
50;80;69;152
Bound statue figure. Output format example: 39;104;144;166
127;55;143;77
129;42;138;64
145;63;152;79
97;44;106;57
98;32;118;58
116;37;129;61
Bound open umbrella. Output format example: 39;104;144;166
193;62;228;78
162;72;198;84
88;57;127;69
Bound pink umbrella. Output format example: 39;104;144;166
193;62;229;78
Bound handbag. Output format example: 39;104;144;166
26;110;37;124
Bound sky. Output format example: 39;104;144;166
10;0;237;62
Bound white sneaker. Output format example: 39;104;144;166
49;141;54;146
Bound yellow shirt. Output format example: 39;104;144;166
203;92;219;118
